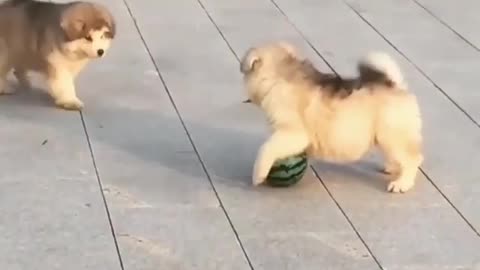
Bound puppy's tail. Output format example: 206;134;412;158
358;52;407;90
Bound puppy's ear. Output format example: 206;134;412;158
107;17;116;38
61;18;86;41
240;48;262;74
95;4;117;38
278;42;300;59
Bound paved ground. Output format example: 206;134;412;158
1;0;480;269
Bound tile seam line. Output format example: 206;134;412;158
79;112;125;270
419;168;480;237
342;0;480;129
196;0;241;62
120;0;254;269
267;1;384;269
269;0;480;242
49;0;125;265
193;0;378;267
192;1;381;268
412;0;480;53
343;0;480;238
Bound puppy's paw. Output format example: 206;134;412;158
252;161;269;186
0;84;16;95
252;175;266;186
387;180;414;193
55;98;84;111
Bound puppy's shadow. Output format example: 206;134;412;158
1;71;63;108
80;102;266;189
313;157;390;193
5;89;52;106
2;92;388;192
1;91;262;187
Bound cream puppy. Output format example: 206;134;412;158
240;42;423;193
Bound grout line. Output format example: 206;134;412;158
310;165;384;268
412;0;480;53
48;0;124;267
268;0;339;76
120;0;255;269
419;168;480;237
271;0;480;240
79;112;125;270
267;0;384;269
342;0;480;129
342;0;480;238
197;0;240;62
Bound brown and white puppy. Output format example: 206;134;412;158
0;0;116;110
240;42;423;193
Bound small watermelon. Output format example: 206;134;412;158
266;154;308;187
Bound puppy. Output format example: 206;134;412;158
240;42;423;193
0;0;116;110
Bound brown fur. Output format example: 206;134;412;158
0;0;116;110
60;1;116;41
240;42;423;193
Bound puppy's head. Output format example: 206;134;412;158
60;2;116;59
240;42;299;75
240;42;301;103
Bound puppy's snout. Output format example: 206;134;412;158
97;49;104;56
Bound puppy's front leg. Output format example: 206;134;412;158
253;130;309;186
47;69;83;111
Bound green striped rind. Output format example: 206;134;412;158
266;154;308;187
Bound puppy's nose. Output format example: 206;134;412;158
97;49;104;56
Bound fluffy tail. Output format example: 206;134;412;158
357;52;407;90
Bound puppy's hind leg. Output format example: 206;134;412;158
0;50;13;95
0;68;12;95
382;157;400;175
377;97;423;193
14;68;31;90
380;138;423;193
252;129;309;186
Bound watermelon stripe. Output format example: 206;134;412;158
267;154;308;186
269;163;307;175
287;162;308;175
269;159;307;174
268;163;308;181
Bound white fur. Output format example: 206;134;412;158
45;27;112;109
63;27;113;59
359;51;407;90
46;51;88;109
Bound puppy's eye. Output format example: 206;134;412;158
85;35;92;42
